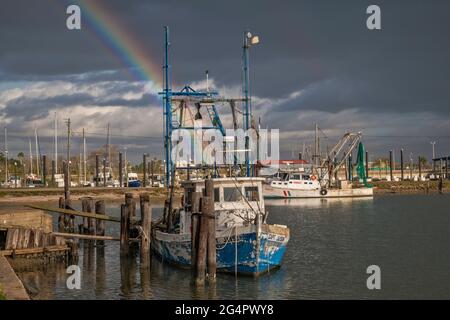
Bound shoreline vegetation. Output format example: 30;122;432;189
0;181;448;205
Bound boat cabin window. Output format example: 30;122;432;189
244;186;259;201
223;187;242;202
214;188;220;203
291;174;301;180
302;175;310;180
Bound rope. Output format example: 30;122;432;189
215;225;240;250
135;225;149;243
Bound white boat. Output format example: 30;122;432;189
91;167;120;187
263;172;373;198
125;172;141;187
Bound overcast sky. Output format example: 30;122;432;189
1;0;449;163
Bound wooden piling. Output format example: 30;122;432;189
81;197;93;235
103;158;107;187
196;196;212;286
418;156;422;180
139;193;151;265
125;193;136;219
120;204;129;256
119;152;123;187
389;150;393;181
190;192;201;270
400;148;404;181
205;202;216;281
143;154;147;187
203;178;216;280
95;200;106;245
58;196;65;232
95;155;99;187
63;161;71;207
67;240;78;263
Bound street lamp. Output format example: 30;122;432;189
430;141;436;159
14;162;17;188
243;30;260;177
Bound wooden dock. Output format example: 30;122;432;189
0;255;29;300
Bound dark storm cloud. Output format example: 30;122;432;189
1;0;449;114
1;0;450;159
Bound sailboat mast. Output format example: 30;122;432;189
54;112;58;174
29;139;33;175
35;128;40;176
4;127;8;183
107;123;111;172
83;128;86;183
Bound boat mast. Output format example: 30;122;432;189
314;123;319;166
29;138;33;175
83;128;86;184
4;127;8;183
106;123;111;175
35;127;40;176
54;112;58;174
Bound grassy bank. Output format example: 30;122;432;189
372;180;450;194
0;285;6;300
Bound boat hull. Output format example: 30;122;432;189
263;184;373;199
128;180;141;187
151;224;289;276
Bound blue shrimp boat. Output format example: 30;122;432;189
126;172;141;188
151;177;290;276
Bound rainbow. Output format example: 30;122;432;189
78;0;163;88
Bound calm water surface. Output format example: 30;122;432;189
12;194;450;299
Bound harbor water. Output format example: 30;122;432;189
12;193;450;299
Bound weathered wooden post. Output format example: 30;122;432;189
81;197;93;235
143;154;147;187
120;204;130;256
58;196;65;232
68;241;79;264
446;157;449;180
418;156;422;181
150;160;154;186
42;154;47;187
103;158;107;187
119;152;123;187
400;148;404;181
204;179;216;281
95;200;106;245
95;155;99;187
125;193;136;220
63;161;71;207
389;150;394;181
191;192;201;271
196;196;211;286
139;193;151;266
